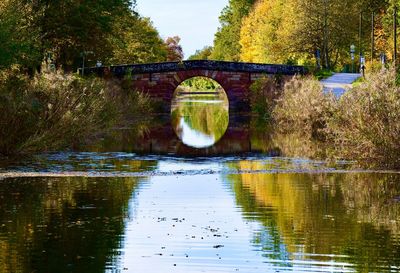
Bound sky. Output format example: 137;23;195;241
135;0;229;58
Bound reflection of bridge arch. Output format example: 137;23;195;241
120;118;280;156
87;60;307;113
147;123;252;156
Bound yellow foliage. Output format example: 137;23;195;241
239;0;296;63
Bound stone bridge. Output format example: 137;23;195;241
86;60;307;113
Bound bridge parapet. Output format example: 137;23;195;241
85;60;308;77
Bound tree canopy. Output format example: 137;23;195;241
205;0;397;69
165;36;184;62
0;0;170;71
189;46;213;60
211;0;256;61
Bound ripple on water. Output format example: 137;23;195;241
0;154;399;273
0;152;362;177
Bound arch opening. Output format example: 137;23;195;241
171;76;229;149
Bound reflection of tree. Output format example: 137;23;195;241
226;167;400;272
88;117;156;153
0;176;145;273
229;174;292;268
172;101;229;140
249;120;326;159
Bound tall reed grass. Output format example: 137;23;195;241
328;66;400;169
0;67;152;155
252;67;400;169
273;76;336;139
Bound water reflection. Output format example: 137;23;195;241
81;114;330;159
0;169;399;272
171;78;229;149
0;176;145;273
227;164;400;272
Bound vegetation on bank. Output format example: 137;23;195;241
0;0;186;157
328;67;400;168
250;67;400;169
0;68;152;156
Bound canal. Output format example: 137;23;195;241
0;79;399;273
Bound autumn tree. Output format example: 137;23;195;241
239;0;296;64
282;0;364;69
165;36;184;61
107;16;167;64
234;0;393;68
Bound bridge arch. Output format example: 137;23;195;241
174;73;229;93
171;73;233;106
132;68;252;113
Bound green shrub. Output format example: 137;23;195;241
250;76;281;120
328;66;400;169
313;69;334;80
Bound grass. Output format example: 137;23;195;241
351;76;364;88
314;69;334;80
273;76;336;139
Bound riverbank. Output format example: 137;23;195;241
251;66;400;169
1;164;399;179
1;66;398;170
0;68;153;156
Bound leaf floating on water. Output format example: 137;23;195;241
213;245;224;249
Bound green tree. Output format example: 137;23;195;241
211;0;255;61
189;46;213;60
24;0;137;70
0;0;41;69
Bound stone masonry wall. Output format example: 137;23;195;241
131;69;271;113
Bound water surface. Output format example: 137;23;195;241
0;94;399;273
1;167;399;273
